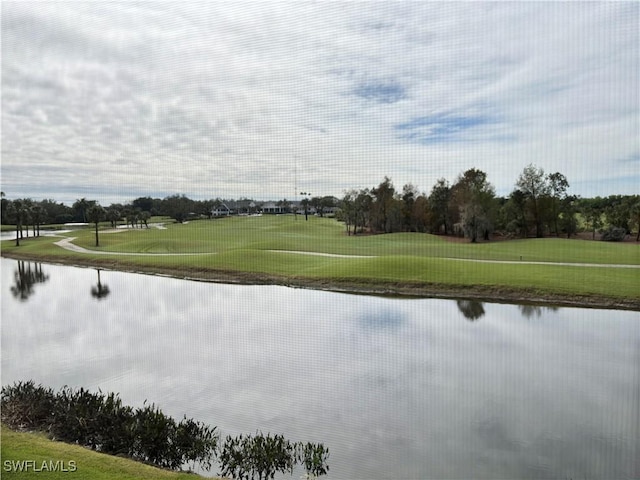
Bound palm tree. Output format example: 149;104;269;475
31;204;45;236
105;207;119;228
86;204;106;247
140;210;151;228
73;198;91;223
8;199;28;246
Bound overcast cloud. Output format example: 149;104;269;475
2;2;638;205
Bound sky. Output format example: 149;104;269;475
2;2;638;205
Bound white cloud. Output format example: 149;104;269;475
2;2;638;204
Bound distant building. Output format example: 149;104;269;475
262;202;286;214
211;204;231;217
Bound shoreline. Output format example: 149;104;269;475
3;251;639;311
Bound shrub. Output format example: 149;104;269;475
601;226;626;241
2;381;326;477
1;380;55;431
1;382;218;472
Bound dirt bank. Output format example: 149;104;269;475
3;251;639;311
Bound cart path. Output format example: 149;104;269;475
53;237;212;256
52;239;640;267
268;250;640;268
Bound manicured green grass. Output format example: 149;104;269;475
30;215;639;263
0;424;204;479
2;215;639;302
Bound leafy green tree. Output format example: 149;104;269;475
559;195;578;238
401;183;417;231
452;169;496;242
40;198;74;224
341;190;372;235
631;202;640;241
320;196;337;216
73;198;94;223
604;195;633;233
86;204;106;247
428;178;452;235
546;172;570;236
581;203;603;240
411;194;430;233
310;196;324;217
132;196;155;212
340;190;357;235
163;194;192;223
515;164;549;238
370;177;397;233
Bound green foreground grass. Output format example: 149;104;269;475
2;215;639;308
0;424;204;479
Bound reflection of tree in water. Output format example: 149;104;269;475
456;300;485;321
518;304;560;319
91;269;110;300
10;261;50;301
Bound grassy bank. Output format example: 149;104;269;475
0;424;203;479
2;215;639;309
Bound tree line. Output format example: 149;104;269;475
2;164;639;244
0;192;340;247
338;164;640;242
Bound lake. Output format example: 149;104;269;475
1;258;638;479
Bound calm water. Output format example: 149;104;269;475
1;258;638;479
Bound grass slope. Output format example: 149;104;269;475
0;424;203;479
2;215;639;306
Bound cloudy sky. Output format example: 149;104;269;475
2;2;638;205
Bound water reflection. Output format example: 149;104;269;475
1;258;638;479
518;304;560;319
359;307;406;329
90;269;111;301
10;261;50;301
456;299;485;321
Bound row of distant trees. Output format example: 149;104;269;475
2;164;639;244
0;194;338;231
339;165;640;242
0;194;214;229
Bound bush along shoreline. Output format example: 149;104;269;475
1;380;329;479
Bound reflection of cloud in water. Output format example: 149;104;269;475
358;307;407;330
1;259;639;479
